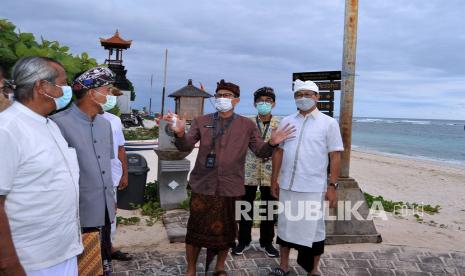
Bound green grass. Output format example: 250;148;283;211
116;216;141;226
123;127;159;141
140;181;164;223
125;181;165;226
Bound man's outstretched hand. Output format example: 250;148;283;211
269;123;296;146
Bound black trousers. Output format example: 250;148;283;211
238;185;277;246
277;236;325;273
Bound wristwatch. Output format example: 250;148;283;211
328;182;339;189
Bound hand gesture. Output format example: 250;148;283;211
162;111;186;137
269;123;296;146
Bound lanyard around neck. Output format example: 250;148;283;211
256;115;272;140
211;112;236;153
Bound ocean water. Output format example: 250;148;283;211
250;115;465;165
351;118;465;165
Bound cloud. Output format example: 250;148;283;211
1;0;464;119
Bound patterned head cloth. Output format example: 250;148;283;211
253;86;275;102
72;67;115;91
216;79;240;97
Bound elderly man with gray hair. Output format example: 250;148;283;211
0;56;82;276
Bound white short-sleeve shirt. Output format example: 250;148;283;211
102;112;126;187
279;109;344;192
0;102;83;271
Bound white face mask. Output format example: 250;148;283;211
7;93;14;102
295;98;316;111
214;98;233;112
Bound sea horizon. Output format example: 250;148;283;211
244;114;465;166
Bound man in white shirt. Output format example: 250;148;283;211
100;88;131;261
0;56;82;276
270;80;344;276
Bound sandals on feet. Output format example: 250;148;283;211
213;270;227;276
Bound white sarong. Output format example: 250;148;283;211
277;189;325;247
27;256;77;276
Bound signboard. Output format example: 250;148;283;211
315;81;341;91
293;71;341;81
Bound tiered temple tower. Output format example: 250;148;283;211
100;30;132;90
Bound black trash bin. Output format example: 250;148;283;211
117;153;150;210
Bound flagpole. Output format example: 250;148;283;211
149;74;153;114
161;49;168;116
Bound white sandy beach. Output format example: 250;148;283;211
113;148;465;253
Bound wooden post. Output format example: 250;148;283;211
339;0;359;178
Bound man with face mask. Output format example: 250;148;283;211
100;88;131;262
0;56;82;276
269;80;343;276
233;87;280;257
163;80;295;276
51;67;117;276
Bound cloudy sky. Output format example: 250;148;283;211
2;0;465;120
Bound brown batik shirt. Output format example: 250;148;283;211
175;113;275;197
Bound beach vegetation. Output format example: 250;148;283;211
123;126;159;141
116;216;141;226
139;181;164;223
364;192;441;216
0;19;97;82
0;19;137;104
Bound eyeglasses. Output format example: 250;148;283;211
215;93;236;99
294;92;316;99
256;99;274;104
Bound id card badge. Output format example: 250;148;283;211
205;153;216;168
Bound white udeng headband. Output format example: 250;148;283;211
294;79;319;93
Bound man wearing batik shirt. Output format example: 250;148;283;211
163;80;295;276
269;80;343;276
233;87;280;257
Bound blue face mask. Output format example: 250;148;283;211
55;86;73;110
102;95;117;111
94;90;117;111
256;102;272;115
44;85;72;110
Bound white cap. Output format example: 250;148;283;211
293;79;319;93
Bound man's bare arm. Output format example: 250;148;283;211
0;196;25;276
329;151;341;184
118;146;128;190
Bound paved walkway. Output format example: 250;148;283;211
112;244;465;275
112;210;465;275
